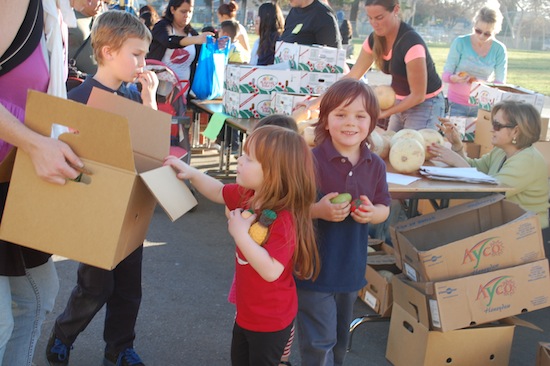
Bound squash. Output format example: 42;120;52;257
373;85;396;110
390;128;424;148
368;129;391;159
418;128;444;160
389;138;425;173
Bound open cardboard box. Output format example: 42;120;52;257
469;82;545;114
537;342;550;366
386;274;541;366
0;89;197;270
390;194;544;282
393;258;550;332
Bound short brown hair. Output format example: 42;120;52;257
91;11;152;65
492;100;541;149
315;79;380;146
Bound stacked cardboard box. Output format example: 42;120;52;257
386;195;550;365
223;64;302;118
468;82;546;155
358;240;401;317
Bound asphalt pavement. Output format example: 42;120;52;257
29;147;550;366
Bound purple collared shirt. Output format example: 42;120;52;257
296;138;391;292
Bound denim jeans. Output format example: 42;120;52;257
296;289;357;366
448;101;478;118
387;92;446;132
0;258;59;366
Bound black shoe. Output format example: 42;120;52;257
46;331;71;366
103;348;145;366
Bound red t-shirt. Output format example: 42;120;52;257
223;184;297;332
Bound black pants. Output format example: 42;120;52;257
231;321;293;366
54;245;143;354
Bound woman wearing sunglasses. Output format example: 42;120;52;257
442;4;508;118
429;100;549;231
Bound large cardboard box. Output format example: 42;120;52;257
393;259;550;332
386;274;542;366
469;82;545;114
274;41;346;73
391;194;544;282
0;90;197;270
537;342;550;366
271;92;317;116
300;71;344;95
473;109;494;156
358;242;400;316
222;90;273;119
225;64;301;94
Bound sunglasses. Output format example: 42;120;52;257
474;28;492;37
492;121;515;131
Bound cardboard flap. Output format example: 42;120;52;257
87;88;171;164
499;316;543;331
392;275;431;326
139;165;197;221
25;91;135;171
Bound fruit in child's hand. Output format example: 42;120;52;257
351;198;366;213
248;209;277;245
330;193;352;204
241;209;254;219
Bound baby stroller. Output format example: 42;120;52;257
145;59;192;165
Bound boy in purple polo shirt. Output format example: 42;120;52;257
296;78;391;366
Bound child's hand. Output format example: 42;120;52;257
350;195;375;224
227;208;255;242
164;155;197;180
137;70;159;109
314;192;351;222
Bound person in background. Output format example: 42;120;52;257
340;19;353;59
429;100;549;231
148;0;214;105
46;11;158;366
0;0;85;364
218;0;251;54
249;2;285;66
139;4;160;31
296;78;391;366
443;4;507;118
220;20;250;64
280;0;341;48
67;0;105;77
164;125;320;366
350;0;444;131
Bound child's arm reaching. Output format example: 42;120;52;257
227;208;285;282
137;69;159;110
164;156;225;204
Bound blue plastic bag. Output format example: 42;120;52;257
191;35;230;100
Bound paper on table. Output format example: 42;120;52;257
386;172;422;185
419;166;498;184
202;112;229;140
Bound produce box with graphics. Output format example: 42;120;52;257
390;194;544;282
225;64;301;94
393;259;550;332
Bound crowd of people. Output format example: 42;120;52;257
1;1;548;366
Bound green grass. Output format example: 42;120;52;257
352;41;550;96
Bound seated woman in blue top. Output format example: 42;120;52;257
443;4;507;118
